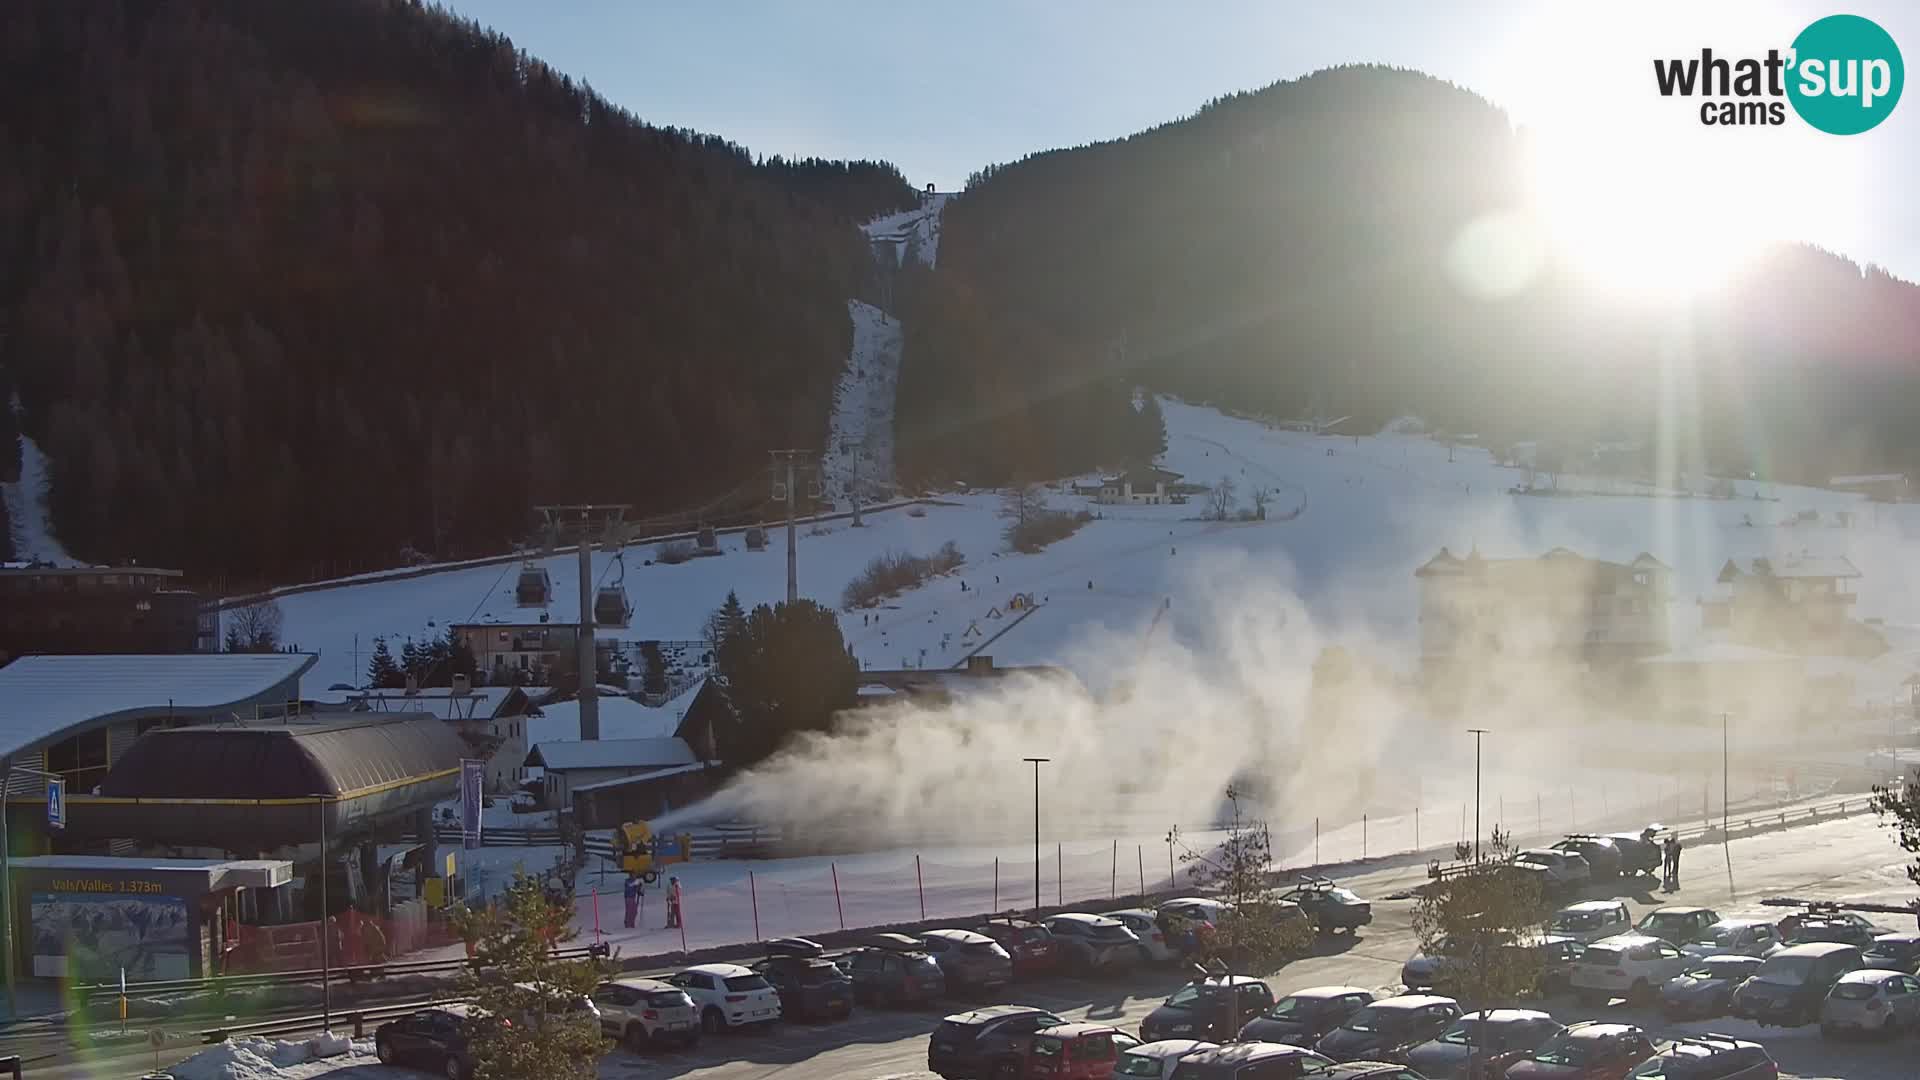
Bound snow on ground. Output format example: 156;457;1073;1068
863;193;949;268
2;395;77;565
820;300;904;512
524;687;697;746
170;1034;387;1080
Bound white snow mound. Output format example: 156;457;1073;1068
170;1034;377;1080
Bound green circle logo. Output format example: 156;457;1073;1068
1787;14;1904;134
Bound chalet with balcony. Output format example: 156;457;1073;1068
1093;468;1183;506
1414;546;1671;677
1700;555;1883;656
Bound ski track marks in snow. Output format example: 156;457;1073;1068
862;193;949;268
821;300;903;512
2;394;78;565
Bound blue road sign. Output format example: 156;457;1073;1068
46;778;64;831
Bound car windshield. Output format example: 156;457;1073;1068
1699;958;1759;979
1115;1052;1164;1077
1342;1006;1403;1034
1755;955;1815;985
1264;995;1317;1019
1699;924;1744;944
1830;982;1877;1000
1168;984;1229;1008
647;991;692;1008
1629;1050;1723;1079
1530;1033;1596;1066
1555;911;1604;930
1640;913;1696;934
1031;1036;1065;1058
798;964;843;985
1582;946;1622;966
963;941;1004;956
1437;1018;1490;1045
722;974;771;992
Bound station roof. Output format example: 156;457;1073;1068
98;715;464;800
8;855;292;890
0;653;316;760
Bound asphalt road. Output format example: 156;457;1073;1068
6;812;1912;1079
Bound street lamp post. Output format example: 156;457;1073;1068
1467;729;1489;861
1023;758;1049;912
312;794;334;1032
1;763;64;1020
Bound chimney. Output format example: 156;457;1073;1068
404;674;419;696
451;673;471;697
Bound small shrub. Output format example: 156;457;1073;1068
842;542;967;609
1006;511;1084;553
906;505;928;518
655;540;695;565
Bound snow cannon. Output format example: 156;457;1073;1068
611;820;694;883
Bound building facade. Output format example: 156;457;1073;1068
0;564;213;662
1415;547;1671;674
1093;468;1182;506
1700;555;1882;656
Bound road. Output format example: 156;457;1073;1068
7;812;1912;1079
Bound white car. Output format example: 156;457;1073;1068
1571;934;1691;1006
1549;901;1631;944
1680;919;1785;960
1107;908;1179;963
1112;1037;1221;1077
590;977;698;1050
666;963;781;1033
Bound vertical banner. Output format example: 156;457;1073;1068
460;759;484;851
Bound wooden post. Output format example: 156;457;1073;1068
749;871;760;941
1137;845;1145;895
1111;840;1117;898
1056;844;1062;906
915;856;925;921
831;863;846;930
993;857;999;912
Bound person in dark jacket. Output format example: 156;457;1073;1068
623;874;643;929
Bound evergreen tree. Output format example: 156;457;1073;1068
1136;394;1168;460
368;637;404;689
714;599;858;767
445;625;478;685
422;631;454;687
399;638;424;684
639;640;668;696
706;590;747;657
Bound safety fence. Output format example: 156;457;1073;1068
225;902;454;977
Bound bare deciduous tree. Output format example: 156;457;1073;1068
1250;486;1272;519
1000;483;1047;525
223;599;284;653
1207;475;1238;520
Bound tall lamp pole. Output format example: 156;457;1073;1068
1023;758;1049;912
1;763;64;1020
311;794;334;1032
1467;729;1489;861
1722;713;1734;897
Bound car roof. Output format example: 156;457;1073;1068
1163;896;1227;909
1129;1039;1220;1058
1873;932;1920;944
1707;917;1770;928
1644;906;1713;916
1564;1022;1641;1039
1036;1021;1122;1037
1106;908;1155;919
681;963;754;976
1325;1064;1412;1078
605;977;676;991
1050;912;1120;925
983;915;1044;928
1463;1008;1553;1023
1587;934;1663;948
1562;900;1625;912
942;1005;1053;1024
1836;968;1898;984
1771;941;1860;957
1285;985;1374;999
1185;975;1268;988
924;928;994;944
1695;954;1762;966
1371;994;1455;1010
1180;1041;1320;1064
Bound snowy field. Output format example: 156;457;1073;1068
2;394;76;565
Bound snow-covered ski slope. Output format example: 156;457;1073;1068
864;192;949;268
275;396;1920;699
819;300;904;511
2;395;77;566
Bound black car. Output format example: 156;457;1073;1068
1238;985;1376;1047
375;1006;480;1080
1529;936;1586;996
1658;955;1763;1020
751;937;853;1021
1139;976;1275;1043
1314;995;1462;1064
1405;1009;1563;1080
926;1004;1067;1079
846;936;947;1007
1785;917;1878;948
1730;942;1864;1026
1552;836;1622;879
1604;831;1664;877
1864;932;1920;973
1316;1064;1427;1080
1279;877;1374;933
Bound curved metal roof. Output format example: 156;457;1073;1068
99;715;464;800
0;653;316;759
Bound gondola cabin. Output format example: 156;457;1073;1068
744;526;767;551
593;585;633;628
696;525;718;552
515;561;552;606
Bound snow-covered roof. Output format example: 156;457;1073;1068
569;761;711;793
525;737;697;772
525;689;692;745
350;686;519;720
1722;555;1861;581
1829;474;1906;486
0;653;317;760
1639;642;1800;666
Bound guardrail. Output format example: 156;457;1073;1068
424;823;782;860
83;946;610;1003
200;997;471;1043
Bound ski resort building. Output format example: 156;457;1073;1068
1092;468;1183;506
524;737;711;809
0;563;214;662
452;620;579;683
1700;555;1884;656
1414;547;1672;678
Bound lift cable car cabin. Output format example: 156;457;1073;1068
593;548;634;628
515;558;552;606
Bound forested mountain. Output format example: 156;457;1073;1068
0;0;912;582
898;65;1920;488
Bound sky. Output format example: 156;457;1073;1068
440;0;1920;283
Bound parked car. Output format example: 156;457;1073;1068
1603;831;1664;877
1864;932;1920;973
1113;1039;1221;1079
1785;915;1879;948
1400;942;1459;991
507;981;599;1035
1820;968;1920;1038
1549;901;1631;944
1007;1021;1138;1079
846;936;947;1007
1633;907;1721;947
1531;935;1588;996
1513;849;1592;891
1730;941;1865;1026
977;916;1063;978
1658;955;1764;1020
926;1004;1066;1079
1313;994;1461;1063
1158;897;1232;953
1552;836;1623;879
590;977;700;1050
1624;1034;1777;1080
1404;1008;1563;1080
1140;976;1275;1043
1778;906;1892;942
1044;912;1143;975
921;928;1015;994
1316;1064;1429;1080
374;1006;484;1080
1168;1041;1337;1078
1237;986;1376;1047
666;963;781;1033
1106;907;1180;963
750;938;853;1021
1504;1022;1655;1080
1570;934;1690;1007
1678;919;1782;960
1278;877;1373;933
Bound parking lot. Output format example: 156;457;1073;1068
593;813;1915;1080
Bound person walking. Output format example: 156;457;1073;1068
360;915;390;965
623;874;642;929
1667;835;1682;890
665;876;683;929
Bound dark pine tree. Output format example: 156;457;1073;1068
714;600;858;767
368;638;404;689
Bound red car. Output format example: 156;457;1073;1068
978;916;1061;978
1504;1022;1654;1080
1014;1022;1139;1078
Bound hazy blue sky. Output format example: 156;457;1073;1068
442;0;1919;281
